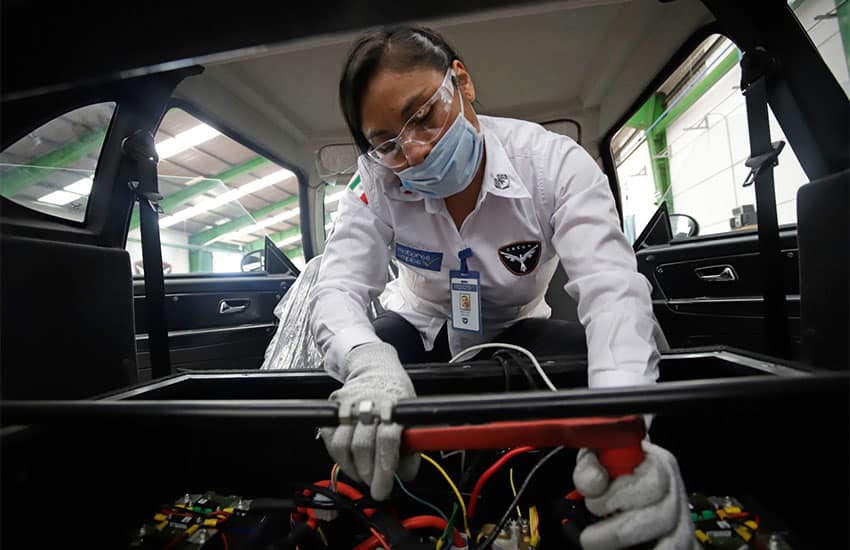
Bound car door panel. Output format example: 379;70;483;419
650;249;799;299
136;324;275;381
637;228;801;356
133;274;295;377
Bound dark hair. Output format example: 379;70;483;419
339;25;462;154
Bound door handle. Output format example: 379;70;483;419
695;265;738;282
218;299;250;315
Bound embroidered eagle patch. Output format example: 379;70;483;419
498;241;541;275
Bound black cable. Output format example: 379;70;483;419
493;353;511;392
506;350;543;390
289;484;375;528
494;350;539;390
472;446;565;550
248;496;339;512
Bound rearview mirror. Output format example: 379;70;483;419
670;213;699;239
240;249;264;272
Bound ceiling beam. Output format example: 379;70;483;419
129;156;270;230
244;226;301;252
188;193;298;245
649;48;740;135
126;236;241;254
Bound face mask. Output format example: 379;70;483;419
396;100;484;198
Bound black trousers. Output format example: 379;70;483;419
372;311;587;364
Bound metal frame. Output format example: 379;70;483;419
3;347;842;428
2;371;845;428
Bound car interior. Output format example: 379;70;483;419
1;0;848;549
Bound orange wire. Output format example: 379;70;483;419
369;527;391;550
331;464;340;491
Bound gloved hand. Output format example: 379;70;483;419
573;440;698;550
320;342;419;501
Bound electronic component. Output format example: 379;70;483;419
128;491;286;549
126;449;802;550
690;493;796;549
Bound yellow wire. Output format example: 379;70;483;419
529;506;540;546
316;525;329;546
420;453;471;538
509;468;522;519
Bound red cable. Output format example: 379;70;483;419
220;532;230;550
299;480;376;519
368;527;392;550
403;516;465;547
353;516;465;550
467;446;535;519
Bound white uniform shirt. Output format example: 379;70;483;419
309;115;664;388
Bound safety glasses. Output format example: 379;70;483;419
367;67;459;169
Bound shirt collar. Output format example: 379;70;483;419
478;128;532;200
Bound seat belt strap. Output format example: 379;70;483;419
740;47;789;358
123;130;171;378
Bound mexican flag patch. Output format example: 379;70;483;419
348;173;367;204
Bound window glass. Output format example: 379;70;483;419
316;143;358;239
790;0;850;97
0;102;116;222
126;108;304;274
612;35;808;243
541;119;582;144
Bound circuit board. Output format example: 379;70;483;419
128;491;284;550
127;469;803;550
689;494;795;549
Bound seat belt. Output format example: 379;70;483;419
739;47;788;358
123;130;172;378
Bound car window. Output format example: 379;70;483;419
316;143;359;239
0;102;116;222
541;119;582;144
612;34;808;243
790;0;850;98
126;107;304;274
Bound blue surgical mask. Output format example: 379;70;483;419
396;101;484;198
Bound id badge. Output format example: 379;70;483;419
450;270;482;333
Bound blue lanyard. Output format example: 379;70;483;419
458;247;473;274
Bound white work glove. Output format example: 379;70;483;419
320;342;420;501
573;440;698;550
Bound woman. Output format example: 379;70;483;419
310;26;695;549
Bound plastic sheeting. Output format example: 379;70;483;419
260;255;324;370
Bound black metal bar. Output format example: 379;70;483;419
3;372;846;428
0;400;338;426
394;372;848;424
